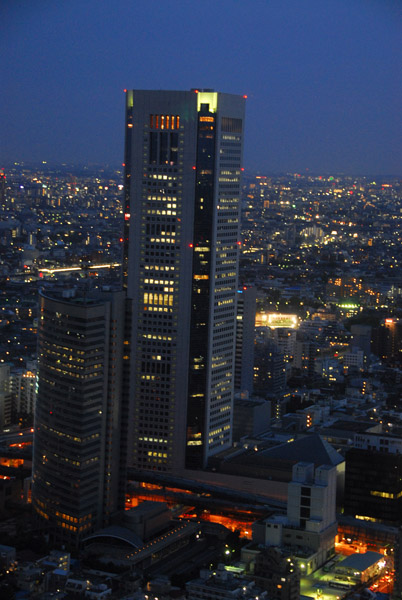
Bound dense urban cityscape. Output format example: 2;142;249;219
1;111;402;600
2;0;401;593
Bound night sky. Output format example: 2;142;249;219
1;0;401;175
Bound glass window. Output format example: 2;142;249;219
159;133;169;164
149;132;157;164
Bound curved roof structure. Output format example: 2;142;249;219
83;526;143;549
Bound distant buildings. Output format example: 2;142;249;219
5;100;402;595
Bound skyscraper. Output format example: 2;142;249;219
32;288;125;547
234;286;257;395
124;89;245;472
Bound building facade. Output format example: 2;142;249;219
344;445;402;524
253;462;337;573
234;285;256;395
123;89;245;472
0;363;12;429
32;289;125;546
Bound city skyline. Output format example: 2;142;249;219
1;0;402;592
1;159;402;595
1;0;401;175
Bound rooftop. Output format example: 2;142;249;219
338;551;383;572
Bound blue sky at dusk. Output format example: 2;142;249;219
1;0;401;174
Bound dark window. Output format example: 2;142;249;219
221;117;242;133
159;133;169;164
170;133;178;165
149;132;157;164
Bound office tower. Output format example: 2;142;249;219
11;361;36;425
373;318;402;365
0;364;12;429
232;396;271;441
234;285;256;395
32;288;125;547
253;338;286;397
344;441;402;525
123;89;245;472
0;171;6;205
293;333;318;379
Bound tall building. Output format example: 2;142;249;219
123;89;246;472
0;364;12;430
11;361;36;424
373;318;402;366
0;171;6;205
32;288;125;547
253;338;286;397
344;437;402;525
234;285;256;395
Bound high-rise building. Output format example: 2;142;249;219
32;288;125;547
123;89;245;472
344;439;402;525
234;285;256;395
11;361;36;424
373;318;402;365
253;338;286;397
0;363;12;430
0;171;6;205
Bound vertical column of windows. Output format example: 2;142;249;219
185;108;216;469
123;101;133;287
208;124;243;451
132;119;184;472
